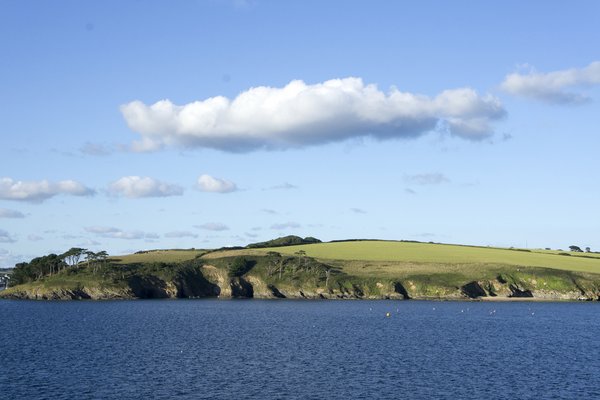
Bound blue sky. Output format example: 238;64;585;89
1;0;599;266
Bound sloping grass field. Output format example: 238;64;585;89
251;241;600;275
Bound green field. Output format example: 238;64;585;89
249;241;600;275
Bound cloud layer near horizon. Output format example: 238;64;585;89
121;77;505;152
0;178;95;203
501;61;600;104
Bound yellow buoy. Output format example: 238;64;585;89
385;312;391;317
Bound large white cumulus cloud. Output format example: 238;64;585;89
121;78;505;152
501;61;600;104
0;178;95;203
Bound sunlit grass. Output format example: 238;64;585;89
251;241;600;275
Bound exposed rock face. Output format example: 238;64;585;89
0;286;133;300
461;281;488;298
174;268;220;298
393;282;411;299
128;276;172;299
230;277;254;298
508;284;533;298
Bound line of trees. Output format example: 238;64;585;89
10;248;109;286
569;245;592;253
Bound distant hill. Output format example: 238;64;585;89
246;235;321;249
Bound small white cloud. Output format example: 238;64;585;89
108;176;184;198
261;209;277;215
350;208;366;214
0;229;16;243
404;188;417;195
0;177;95;203
27;234;44;241
165;231;199;239
0;208;25;218
197;174;237;193
245;232;259;238
194;222;230;231
270;222;301;230
121;77;505;153
501;61;600;104
404;173;450;185
85;226;159;240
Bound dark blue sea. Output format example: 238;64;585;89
1;300;599;399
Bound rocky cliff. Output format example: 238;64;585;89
2;257;600;301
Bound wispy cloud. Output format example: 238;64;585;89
80;142;114;156
194;222;230;231
415;232;437;238
165;231;199;239
122;77;505;152
0;178;95;203
350;208;367;214
77;238;101;246
0;208;25;218
501;61;600;104
197;174;237;193
27;234;43;241
261;209;277;215
0;230;17;243
265;183;297;190
270;221;301;230
85;226;159;240
108;176;183;198
404;173;450;185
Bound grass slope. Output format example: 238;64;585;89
252;241;600;274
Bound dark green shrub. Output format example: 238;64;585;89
228;257;254;277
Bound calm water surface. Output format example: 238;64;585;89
1;300;599;399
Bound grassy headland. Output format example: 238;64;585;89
2;238;600;301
